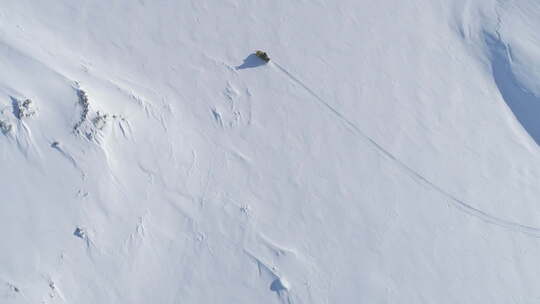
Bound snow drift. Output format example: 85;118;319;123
1;1;540;303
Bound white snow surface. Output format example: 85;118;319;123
1;1;540;303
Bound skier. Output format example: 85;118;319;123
255;50;270;63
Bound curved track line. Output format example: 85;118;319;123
272;61;540;238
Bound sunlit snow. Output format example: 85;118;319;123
1;1;540;303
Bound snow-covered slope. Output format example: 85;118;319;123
1;1;540;303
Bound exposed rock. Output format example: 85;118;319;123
73;227;86;239
0;120;12;134
11;97;36;119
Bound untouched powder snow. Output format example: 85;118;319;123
1;0;540;303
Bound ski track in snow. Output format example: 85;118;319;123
272;61;540;238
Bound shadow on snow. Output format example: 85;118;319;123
236;53;266;70
485;32;540;145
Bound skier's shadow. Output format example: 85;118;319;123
236;53;266;70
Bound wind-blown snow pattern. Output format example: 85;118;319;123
2;1;540;303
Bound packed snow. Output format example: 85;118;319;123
1;1;540;303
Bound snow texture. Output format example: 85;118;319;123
1;1;540;303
